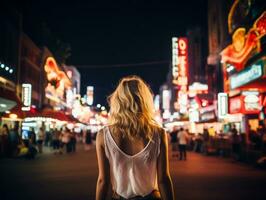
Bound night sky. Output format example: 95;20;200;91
9;0;207;107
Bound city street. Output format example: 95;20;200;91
1;144;266;200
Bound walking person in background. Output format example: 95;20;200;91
8;124;20;157
170;127;179;158
29;127;36;146
70;129;77;153
202;127;210;154
85;129;92;151
96;76;174;200
37;127;45;153
0;124;9;157
52;128;61;154
231;125;241;161
60;128;71;153
178;127;189;161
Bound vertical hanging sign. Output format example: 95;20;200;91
218;93;228;119
177;37;188;114
172;37;179;85
21;83;32;111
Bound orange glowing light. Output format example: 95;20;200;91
228;0;239;34
221;12;266;70
9;113;18;119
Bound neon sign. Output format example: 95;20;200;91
172;37;179;83
218;93;228;119
230;59;263;89
221;11;266;70
86;86;94;106
44;57;71;103
21;84;32;111
178;38;188;114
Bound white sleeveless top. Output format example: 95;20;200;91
103;127;161;199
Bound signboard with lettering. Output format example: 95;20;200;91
218;93;228;119
229;92;261;114
86;86;94;106
230;60;263;89
22;83;32;111
172;37;188;114
199;104;216;122
229;96;242;114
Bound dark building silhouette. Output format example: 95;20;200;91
207;0;231;98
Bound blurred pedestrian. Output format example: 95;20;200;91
60;128;71;154
261;124;266;153
7;124;20;157
96;76;174;200
85;129;92;151
178;127;189;161
170;127;179;158
0;124;9;157
29;127;36;146
37;127;45;153
52;128;61;154
230;125;241;161
202;127;209;154
70;129;77;153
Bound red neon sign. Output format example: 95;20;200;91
178;38;188;79
221;12;266;71
177;37;188;114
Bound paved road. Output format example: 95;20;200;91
1;144;266;200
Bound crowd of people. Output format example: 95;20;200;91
169;124;266;165
0;124;94;159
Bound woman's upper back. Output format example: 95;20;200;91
102;126;162;198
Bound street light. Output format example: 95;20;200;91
97;104;101;108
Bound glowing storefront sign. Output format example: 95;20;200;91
189;109;199;122
44;57;71;104
162;89;171;110
243;91;260;111
230;60;263;89
218;93;228;119
229;92;261;114
86;86;94;106
172;37;189;114
154;95;160;111
172;37;179;83
229;96;242;114
177;38;188;114
21;83;32;111
222;12;266;70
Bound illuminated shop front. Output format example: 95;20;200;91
220;3;266;133
21;57;74;136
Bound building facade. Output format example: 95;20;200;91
220;0;266;134
207;0;232;96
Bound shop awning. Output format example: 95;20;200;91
66;114;82;124
0;87;25;119
0;87;20;112
41;108;69;121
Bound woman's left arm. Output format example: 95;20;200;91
96;130;110;200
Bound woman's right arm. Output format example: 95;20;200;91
96;130;110;200
157;130;175;200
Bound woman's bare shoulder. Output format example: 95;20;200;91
96;128;106;146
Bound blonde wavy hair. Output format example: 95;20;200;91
108;75;160;140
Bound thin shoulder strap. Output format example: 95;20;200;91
103;127;110;159
157;130;161;157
